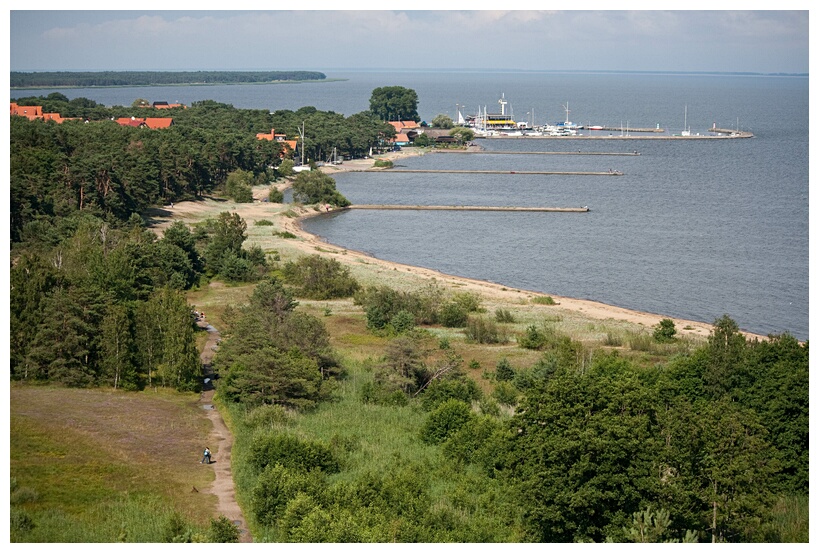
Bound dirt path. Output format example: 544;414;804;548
197;320;253;543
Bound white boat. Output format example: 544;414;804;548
681;105;691;136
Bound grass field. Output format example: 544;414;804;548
10;386;216;542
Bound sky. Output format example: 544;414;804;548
7;4;811;75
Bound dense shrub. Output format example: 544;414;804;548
245;404;294;429
495;308;515;323
465;316;506;344
282;254;359;299
248;432;339;474
250;464;326;526
518;324;548;350
495;357;515;381
208;515;240;542
439;301;468;327
420;376;482;411
420;399;476;445
442;415;504;466
268;187;284;203
653;318;677;342
492;381;519;407
390;310;416;334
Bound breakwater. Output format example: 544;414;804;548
351;169;622;176
345;205;589;212
432;150;640;156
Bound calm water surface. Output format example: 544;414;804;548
14;71;808;339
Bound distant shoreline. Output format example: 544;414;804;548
10;79;347;91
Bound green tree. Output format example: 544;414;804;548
291;171;350;207
100;302;138;389
653;318;677;342
704;314;746;398
368;86;420;122
431;114;454;129
420;399;476;445
225;168;254;203
450;127;475;143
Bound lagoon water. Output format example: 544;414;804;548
14;71;809;339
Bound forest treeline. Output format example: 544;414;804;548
10;71;327;88
10;93;394;242
9;93;374;390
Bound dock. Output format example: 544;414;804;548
352;169;622;176
432;150;640;156
345;205;589;212
595;126;664;133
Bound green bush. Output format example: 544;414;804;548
268;187;284;203
208;515;240;543
420;399;476;444
250;464;325;526
373;159;394;168
442;415;503;465
653;318;677;342
492;381;519;407
390;310;416;334
439;301;468;327
495;357;515;381
282;254;359;299
531;295;557;305
245;404;294;428
248;432;339;474
465;316;506;344
452;292;483;313
255;219;274;226
518;324;548;350
495;308;515;323
420;376;482;411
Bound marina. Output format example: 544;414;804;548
458;94;753;139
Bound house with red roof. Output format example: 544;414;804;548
115;116;173;129
10;103;44;120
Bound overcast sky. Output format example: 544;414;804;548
7;5;810;74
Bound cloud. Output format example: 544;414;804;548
10;10;810;73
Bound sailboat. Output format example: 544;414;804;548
681;105;691;136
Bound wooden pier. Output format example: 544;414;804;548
432;150;640;156
345;205;589;213
352;169;622;176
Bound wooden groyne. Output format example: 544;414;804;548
432;150;640;156
352;169;622;176
346;205;589;213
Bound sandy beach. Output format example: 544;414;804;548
152;146;767;343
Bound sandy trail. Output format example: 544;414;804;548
197;320;253;543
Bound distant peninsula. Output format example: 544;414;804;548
10;70;328;88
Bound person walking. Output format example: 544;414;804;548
201;447;211;464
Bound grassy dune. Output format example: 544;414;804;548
10;386;215;542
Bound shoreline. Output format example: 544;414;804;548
281;148;766;342
153;146;769;343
